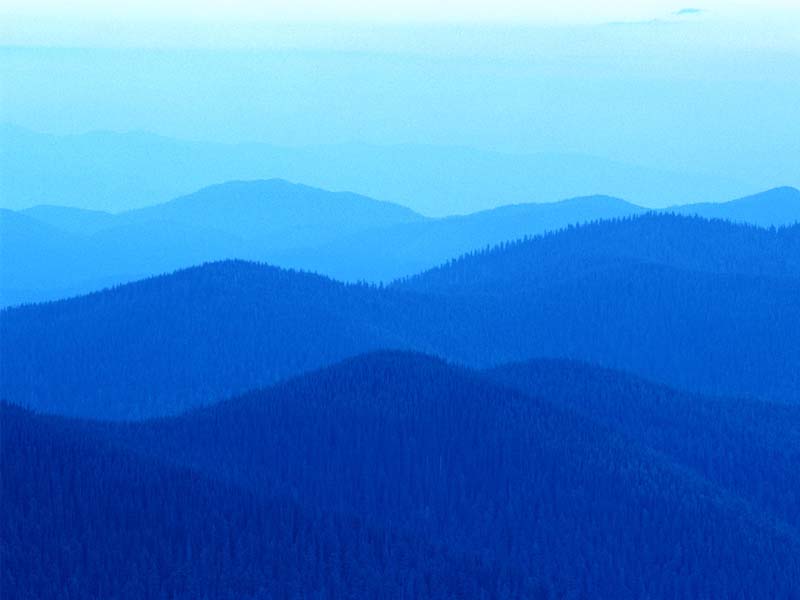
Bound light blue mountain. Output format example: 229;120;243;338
1;124;754;215
667;186;800;227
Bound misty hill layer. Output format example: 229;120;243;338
80;352;800;598
4;184;799;305
2;214;798;418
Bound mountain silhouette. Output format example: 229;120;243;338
7;352;799;598
669;186;800;227
1;207;248;306
123;179;424;246
279;194;646;281
397;214;800;402
3;214;799;418
1;124;754;215
485;358;800;534
1;179;423;305
20;204;118;234
2;401;525;600
398;213;800;293
6;183;800;305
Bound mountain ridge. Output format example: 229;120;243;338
88;351;800;597
667;186;800;227
3;214;799;417
1;124;759;214
5;184;799;305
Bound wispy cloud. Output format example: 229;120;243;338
674;8;704;16
606;7;705;27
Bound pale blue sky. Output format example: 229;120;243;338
1;3;798;190
3;0;800;26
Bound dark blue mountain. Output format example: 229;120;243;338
485;359;800;534
397;214;800;402
0;260;444;418
80;352;800;598
3;214;799;418
2;402;529;600
2;215;798;419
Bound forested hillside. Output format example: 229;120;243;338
1;403;532;600
4;13;797;600
486;359;800;534
0;261;446;418
398;213;800;294
80;353;800;598
2;215;799;419
397;214;800;402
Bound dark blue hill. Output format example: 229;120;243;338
396;213;800;294
2;215;798;418
91;352;800;598
396;214;800;402
485;359;800;534
0;260;453;418
1;402;531;600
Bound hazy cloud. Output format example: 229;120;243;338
675;8;704;16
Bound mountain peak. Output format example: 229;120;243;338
738;186;800;202
668;186;800;227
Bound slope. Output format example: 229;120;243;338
3;216;799;417
280;194;646;282
1;179;425;305
395;215;800;402
0;260;463;418
7;186;798;303
670;186;800;227
485;359;800;533
1;402;529;600
102;352;800;598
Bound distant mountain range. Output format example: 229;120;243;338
4;162;800;598
3;214;798;419
0;124;763;215
0;179;423;305
3;180;798;305
667;186;800;227
4;352;800;597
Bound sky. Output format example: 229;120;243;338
1;1;799;190
3;0;800;25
